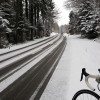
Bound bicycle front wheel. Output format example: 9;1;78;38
72;89;100;100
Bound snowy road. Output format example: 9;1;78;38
0;35;59;65
0;34;61;82
1;33;100;100
0;33;67;100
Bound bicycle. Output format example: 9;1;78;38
72;68;100;100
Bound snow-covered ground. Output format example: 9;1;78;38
0;32;58;54
40;33;100;100
1;32;100;99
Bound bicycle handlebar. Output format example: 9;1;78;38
80;68;89;81
80;68;100;91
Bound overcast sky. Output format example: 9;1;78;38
53;0;70;26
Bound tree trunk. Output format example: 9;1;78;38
15;0;19;43
29;4;34;40
19;0;24;42
21;30;24;42
25;0;28;20
37;4;39;37
34;6;37;37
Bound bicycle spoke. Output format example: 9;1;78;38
75;93;98;100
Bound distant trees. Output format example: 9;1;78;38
0;0;59;48
65;0;100;39
59;24;69;33
52;22;59;33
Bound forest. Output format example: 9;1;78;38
65;0;100;39
0;0;59;48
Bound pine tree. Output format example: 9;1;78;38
69;11;78;34
65;0;100;38
77;1;99;38
0;16;11;48
0;2;16;29
0;2;16;43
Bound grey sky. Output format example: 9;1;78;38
53;0;70;26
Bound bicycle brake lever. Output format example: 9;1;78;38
80;73;83;81
98;69;100;73
80;68;89;81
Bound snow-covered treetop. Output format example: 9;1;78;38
0;16;12;34
0;16;9;25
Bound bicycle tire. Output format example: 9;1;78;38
72;89;100;100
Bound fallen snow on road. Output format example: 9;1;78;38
40;34;100;100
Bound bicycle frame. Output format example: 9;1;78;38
81;68;100;90
85;74;100;91
72;68;100;100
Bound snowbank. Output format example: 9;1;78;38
0;35;55;54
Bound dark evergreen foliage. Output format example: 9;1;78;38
66;0;100;39
0;0;58;47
